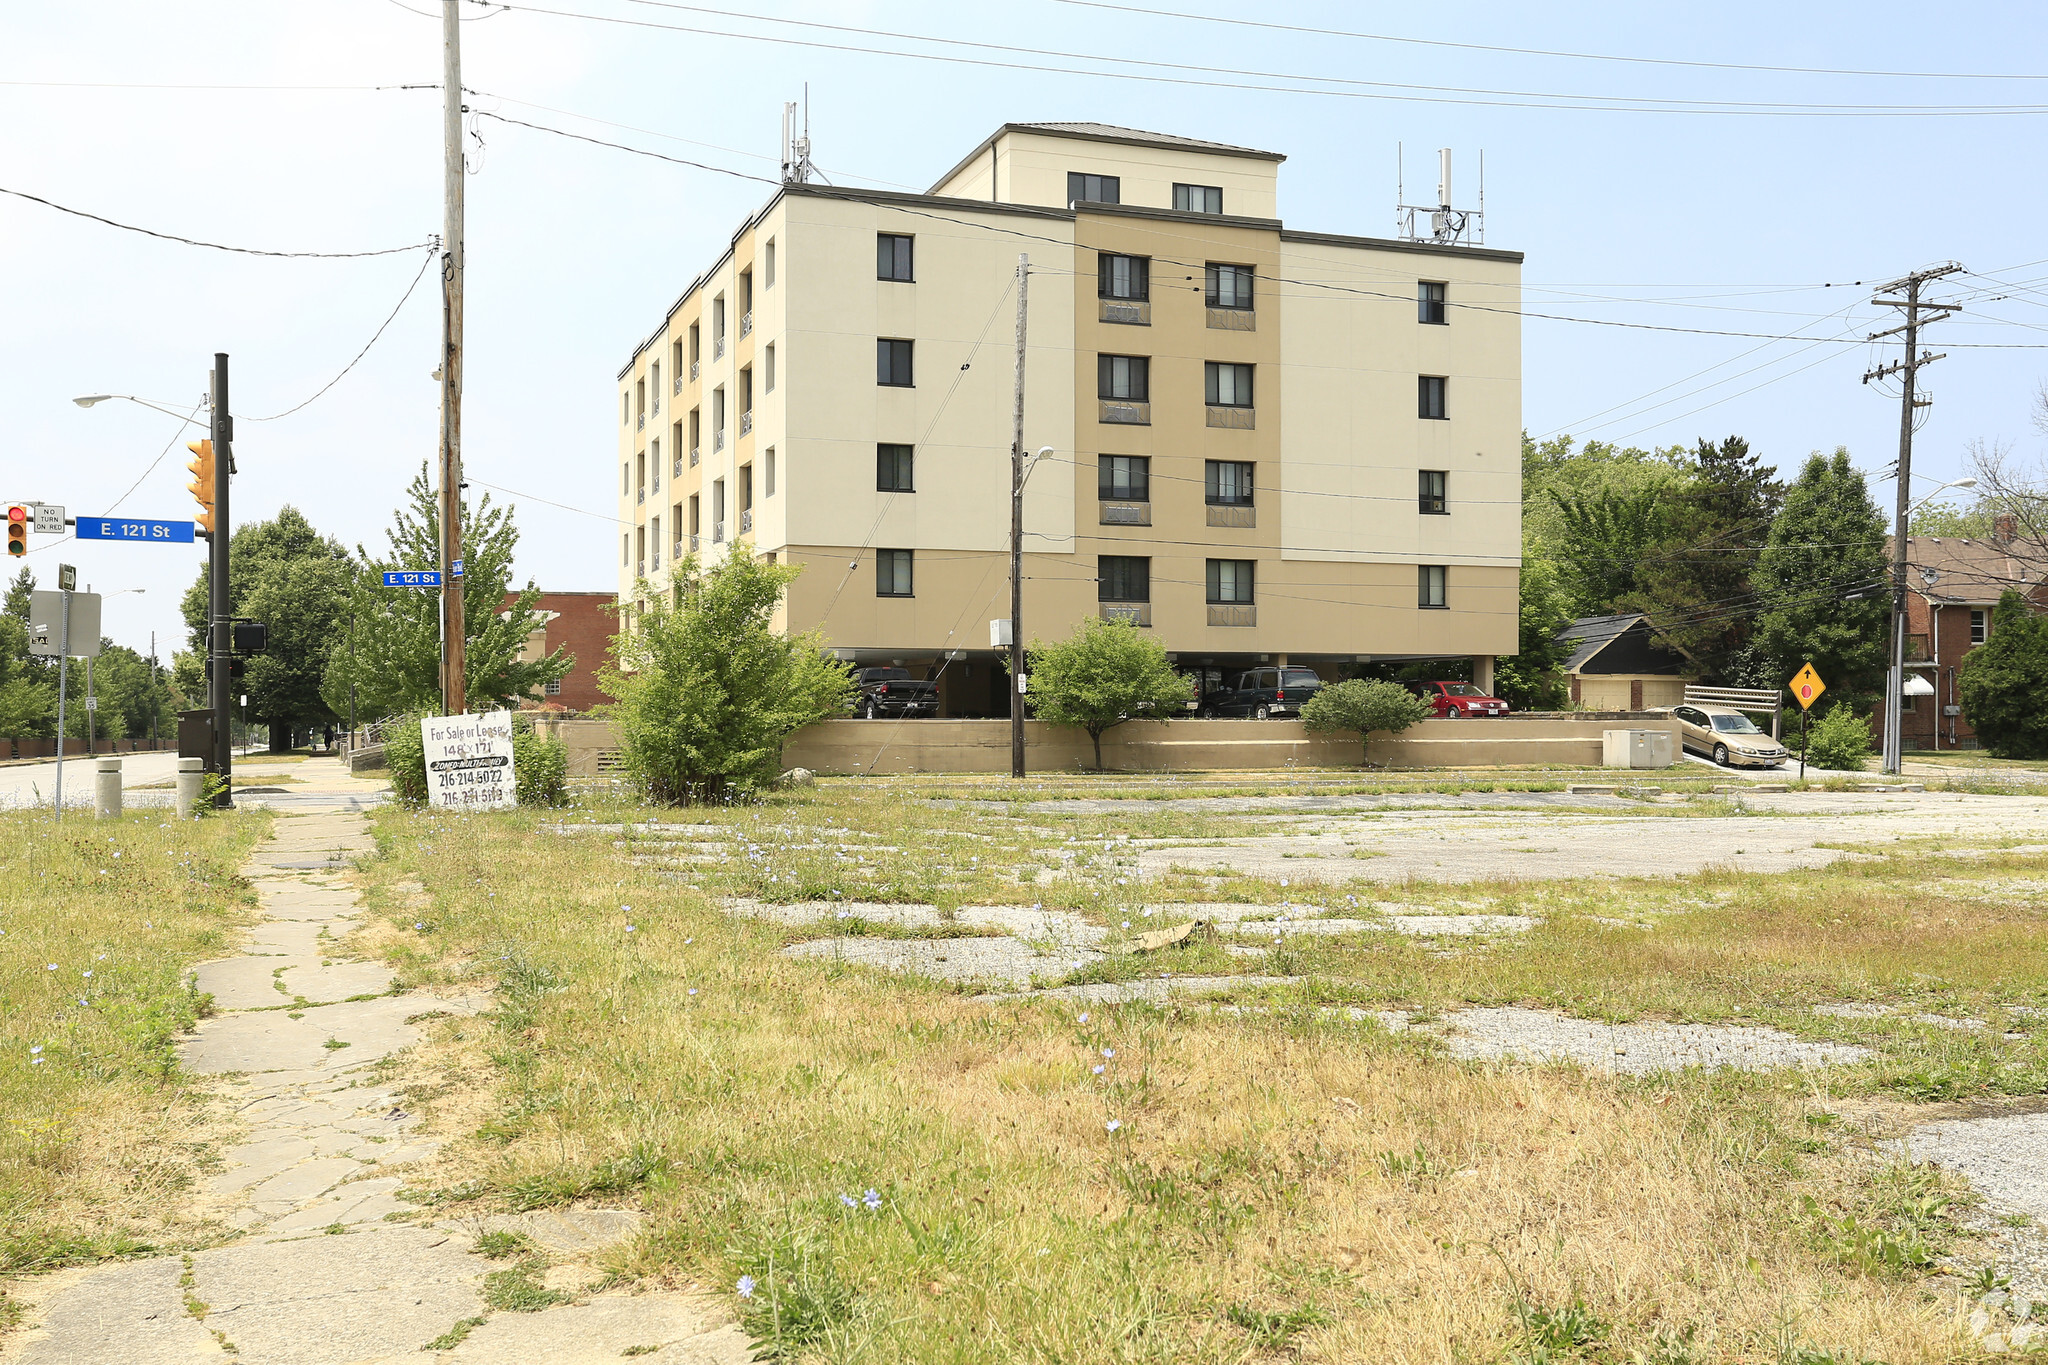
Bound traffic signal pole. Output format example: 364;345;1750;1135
210;353;233;807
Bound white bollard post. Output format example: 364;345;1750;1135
94;757;123;820
175;757;205;819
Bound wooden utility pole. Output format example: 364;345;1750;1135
438;0;467;715
1863;263;1960;775
1008;255;1029;779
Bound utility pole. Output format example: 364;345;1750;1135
438;0;468;716
1008;254;1029;779
210;353;234;806
1863;263;1961;776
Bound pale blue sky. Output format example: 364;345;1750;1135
8;1;2048;655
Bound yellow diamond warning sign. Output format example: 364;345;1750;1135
1789;663;1827;711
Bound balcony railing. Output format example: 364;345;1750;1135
673;373;683;395
1207;603;1256;627
1099;500;1151;526
1206;306;1255;331
714;429;726;452
714;336;725;360
636;559;646;578
636;488;645;505
651;546;661;570
713;520;726;543
1099;602;1152;626
690;360;700;381
690;446;700;467
636;412;644;431
1099;400;1150;425
1099;299;1150;326
674;539;686;561
688;534;700;553
652;392;660;415
739;311;753;338
1207;504;1256;528
739;508;753;533
673;454;683;478
739;410;753;437
1206;405;1256;430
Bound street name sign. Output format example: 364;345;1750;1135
75;516;195;544
382;570;443;587
421;710;516;811
1789;663;1826;711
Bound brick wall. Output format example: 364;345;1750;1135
501;591;616;713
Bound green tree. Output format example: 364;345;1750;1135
177;506;350;750
1495;552;1578;710
1300;679;1430;764
0;613;51;736
1521;433;1690;616
1804;703;1875;772
1026;616;1192;770
321;465;569;721
1751;449;1891;707
87;644;172;744
601;552;850;803
1957;590;2048;758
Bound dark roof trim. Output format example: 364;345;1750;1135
929;122;1283;195
1076;200;1282;233
1280;227;1525;265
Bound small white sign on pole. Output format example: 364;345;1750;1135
421;709;516;811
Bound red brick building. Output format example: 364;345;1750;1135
1898;517;2047;750
500;591;617;713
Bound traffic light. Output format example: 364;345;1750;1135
5;506;25;558
185;440;215;534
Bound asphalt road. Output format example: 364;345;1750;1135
0;747;261;809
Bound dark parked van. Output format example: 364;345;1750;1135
1197;666;1325;719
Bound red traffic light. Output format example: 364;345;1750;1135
5;506;25;558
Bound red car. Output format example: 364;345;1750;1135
1403;680;1509;718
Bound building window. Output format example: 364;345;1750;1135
878;338;914;387
1206;362;1253;408
1097;354;1149;402
635;451;645;494
877;443;915;492
622;392;630;427
688;407;700;455
650;515;661;569
739;463;753;511
1206;264;1253;310
713;295;726;346
1418;375;1448;420
1098;254;1149;301
622;533;629;566
621;462;630;495
651;362;661;412
1067;172;1120;204
1419;469;1447;514
739;268;753;315
876;549;913;597
765;447;776;497
689;322;700;366
877;233;914;281
713;387;726;447
1206;460;1253;506
764;238;776;288
764;342;776;393
1174;183;1223;214
1098;555;1150;602
1419;281;1448;325
1419;564;1447;608
1099;455;1150;502
651;439;661;492
739;366;753;416
672;420;684;476
544;678;561;696
1207;559;1254;604
1972;608;1989;644
688;493;700;534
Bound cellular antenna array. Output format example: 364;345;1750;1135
1397;144;1485;247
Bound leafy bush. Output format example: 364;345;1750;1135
602;553;851;804
1300;679;1431;763
380;710;567;808
1027;616;1193;770
1957;590;2048;758
1802;704;1873;773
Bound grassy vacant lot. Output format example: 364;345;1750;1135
355;778;2048;1363
0;809;265;1305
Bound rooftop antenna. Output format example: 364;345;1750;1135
781;85;817;184
1398;146;1485;246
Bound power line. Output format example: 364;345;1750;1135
0;185;434;258
1050;0;2048;84
245;246;441;422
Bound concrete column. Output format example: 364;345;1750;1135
175;757;205;819
1472;655;1496;694
94;758;122;819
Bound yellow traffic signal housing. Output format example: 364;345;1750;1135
186;440;216;534
5;506;26;558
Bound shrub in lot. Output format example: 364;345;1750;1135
602;554;851;804
1802;703;1873;773
1026;616;1193;770
381;711;567;807
1301;678;1431;763
1957;589;2048;758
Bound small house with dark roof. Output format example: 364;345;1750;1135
1558;614;1695;711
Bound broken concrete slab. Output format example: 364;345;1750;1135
974;975;1306;1005
423;1293;754;1364
177;990;477;1075
10;1254;223;1364
1903;1111;2048;1220
780;934;1105;986
463;1207;646;1255
1423;1006;1870;1073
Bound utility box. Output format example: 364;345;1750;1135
1603;728;1674;769
178;709;217;771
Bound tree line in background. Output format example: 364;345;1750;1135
0;568;177;742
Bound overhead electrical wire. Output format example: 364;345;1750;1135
245;245;441;422
0;185;435;258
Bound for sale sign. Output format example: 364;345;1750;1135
421;709;516;811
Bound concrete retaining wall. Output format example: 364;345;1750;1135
530;714;1682;777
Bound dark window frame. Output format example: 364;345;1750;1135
877;233;914;282
1099;454;1151;502
876;548;914;598
1206;460;1254;506
1206;361;1254;408
1173;183;1224;214
1067;171;1121;205
1097;354;1150;402
1205;263;1254;310
877;443;915;493
1418;375;1448;420
1419;281;1448;325
1418;469;1448;515
1098;555;1151;603
877;338;915;388
1418;564;1448;609
1097;253;1151;301
1206;558;1255;605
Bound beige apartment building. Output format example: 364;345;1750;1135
615;122;1522;716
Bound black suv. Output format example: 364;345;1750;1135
1197;666;1325;719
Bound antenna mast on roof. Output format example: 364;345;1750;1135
1397;146;1485;246
781;87;816;184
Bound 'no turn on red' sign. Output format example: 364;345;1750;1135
1789;663;1827;711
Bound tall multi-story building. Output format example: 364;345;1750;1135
615;122;1522;715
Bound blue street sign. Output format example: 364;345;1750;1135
75;516;195;544
381;570;443;587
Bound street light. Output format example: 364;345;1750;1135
1884;475;1981;774
73;393;208;426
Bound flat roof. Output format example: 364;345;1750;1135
930;121;1284;196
